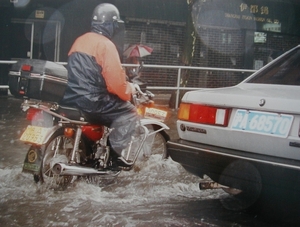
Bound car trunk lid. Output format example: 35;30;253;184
183;83;300;114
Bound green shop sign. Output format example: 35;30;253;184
192;0;300;35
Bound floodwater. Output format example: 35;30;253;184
0;96;287;226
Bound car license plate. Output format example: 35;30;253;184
231;109;294;138
20;125;51;145
144;107;167;121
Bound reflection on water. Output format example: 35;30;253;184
0;155;227;226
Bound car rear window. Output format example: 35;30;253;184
247;48;300;86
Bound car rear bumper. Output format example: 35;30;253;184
167;139;300;181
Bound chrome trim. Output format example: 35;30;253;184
141;118;170;130
52;162;120;176
32;104;88;125
29;73;67;83
9;71;21;76
168;140;300;171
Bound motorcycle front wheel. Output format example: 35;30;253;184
140;125;169;160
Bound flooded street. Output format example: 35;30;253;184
0;96;284;226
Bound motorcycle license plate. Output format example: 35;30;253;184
144;107;167;121
20;125;51;145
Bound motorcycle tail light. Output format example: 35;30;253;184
26;108;42;121
64;128;74;138
178;103;230;126
137;102;155;116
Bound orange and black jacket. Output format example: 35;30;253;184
61;32;133;114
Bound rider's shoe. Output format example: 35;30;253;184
94;145;110;170
106;161;122;171
96;159;122;171
109;125;146;170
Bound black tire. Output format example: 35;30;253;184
219;160;262;211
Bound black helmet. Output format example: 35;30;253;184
91;3;125;57
92;3;124;24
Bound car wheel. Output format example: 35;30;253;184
219;160;262;211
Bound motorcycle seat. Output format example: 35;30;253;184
57;105;89;122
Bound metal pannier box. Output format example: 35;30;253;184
8;59;68;102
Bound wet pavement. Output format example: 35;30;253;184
0;95;298;226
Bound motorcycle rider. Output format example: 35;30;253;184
61;3;139;167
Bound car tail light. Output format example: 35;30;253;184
21;64;32;72
178;103;230;126
26;108;42;121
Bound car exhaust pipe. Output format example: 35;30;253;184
52;163;119;176
199;181;242;195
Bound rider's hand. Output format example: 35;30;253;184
129;82;137;95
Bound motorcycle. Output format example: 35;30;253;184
15;60;170;188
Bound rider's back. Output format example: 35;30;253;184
61;33;127;114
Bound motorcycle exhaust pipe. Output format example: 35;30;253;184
52;163;119;176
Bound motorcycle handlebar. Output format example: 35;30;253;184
133;83;154;104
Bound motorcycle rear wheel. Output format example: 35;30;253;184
37;129;85;189
219;160;262;211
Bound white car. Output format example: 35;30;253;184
167;45;300;212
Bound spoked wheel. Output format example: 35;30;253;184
140;126;169;161
219;160;262;211
39;130;78;190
